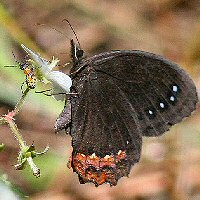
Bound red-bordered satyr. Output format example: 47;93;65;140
55;36;198;186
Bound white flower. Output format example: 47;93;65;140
21;44;72;100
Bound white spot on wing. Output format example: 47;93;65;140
104;155;110;159
148;110;153;115
170;96;175;101
159;102;165;108
173;85;178;92
118;150;122;155
90;153;96;158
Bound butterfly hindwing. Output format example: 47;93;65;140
69;67;142;185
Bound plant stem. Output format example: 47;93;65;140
0;87;30;149
13;87;30;116
6;119;26;150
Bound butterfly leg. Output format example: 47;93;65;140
20;81;26;94
35;89;77;97
35;89;53;96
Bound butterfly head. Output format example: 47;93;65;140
70;39;85;66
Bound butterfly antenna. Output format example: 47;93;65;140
62;19;81;48
36;23;71;41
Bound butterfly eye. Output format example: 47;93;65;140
76;49;84;59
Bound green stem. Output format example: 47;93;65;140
6;119;26;150
13;87;30;116
0;87;30;149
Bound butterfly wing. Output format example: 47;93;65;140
90;50;198;137
69;73;142;186
67;50;198;186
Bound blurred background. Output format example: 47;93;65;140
0;0;200;200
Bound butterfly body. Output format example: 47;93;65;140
55;40;198;186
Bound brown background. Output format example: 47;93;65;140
0;1;200;200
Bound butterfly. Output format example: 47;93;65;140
55;39;198;186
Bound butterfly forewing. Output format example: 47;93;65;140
90;51;198;136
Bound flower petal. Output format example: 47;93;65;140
47;70;72;93
21;44;72;100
